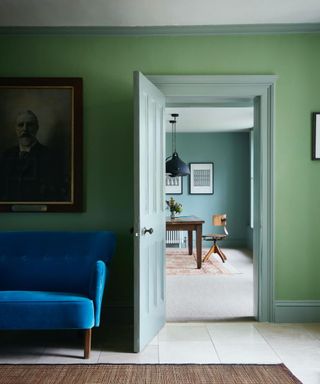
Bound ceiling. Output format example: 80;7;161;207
0;0;319;27
165;107;254;133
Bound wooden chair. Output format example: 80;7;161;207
202;214;228;263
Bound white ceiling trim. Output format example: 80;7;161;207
1;0;320;27
0;23;320;36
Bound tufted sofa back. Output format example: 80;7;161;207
0;231;116;295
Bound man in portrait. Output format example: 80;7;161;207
0;110;66;202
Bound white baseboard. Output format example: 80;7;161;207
274;300;320;322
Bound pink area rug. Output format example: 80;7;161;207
166;248;239;276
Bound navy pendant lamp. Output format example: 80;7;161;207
166;113;190;177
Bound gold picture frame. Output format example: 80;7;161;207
0;77;83;212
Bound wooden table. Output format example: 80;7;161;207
166;215;205;269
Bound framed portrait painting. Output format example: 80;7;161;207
0;77;83;212
189;162;214;195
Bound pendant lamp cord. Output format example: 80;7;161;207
173;118;176;153
170;114;178;155
171;120;174;155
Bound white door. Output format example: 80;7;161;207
133;72;166;352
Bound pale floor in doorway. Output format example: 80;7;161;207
166;248;254;321
1;322;320;383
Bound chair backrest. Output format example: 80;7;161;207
212;214;228;235
0;231;116;294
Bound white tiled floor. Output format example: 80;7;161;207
2;322;320;383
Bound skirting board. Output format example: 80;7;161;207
106;301;320;324
274;300;320;322
105;301;320;324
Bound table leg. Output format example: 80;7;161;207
196;224;202;269
188;230;193;255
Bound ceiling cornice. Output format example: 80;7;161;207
0;23;320;36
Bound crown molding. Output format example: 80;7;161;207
0;23;320;36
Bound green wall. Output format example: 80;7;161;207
165;132;250;247
0;32;320;310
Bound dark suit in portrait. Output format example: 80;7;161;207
0;110;67;202
0;142;65;202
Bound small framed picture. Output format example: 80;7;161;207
312;112;320;160
189;162;214;195
165;174;183;195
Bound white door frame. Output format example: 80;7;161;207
146;75;278;322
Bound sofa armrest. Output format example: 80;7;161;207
89;260;108;327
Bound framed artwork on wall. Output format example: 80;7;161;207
165;174;183;195
312;112;320;160
0;77;83;212
189;162;214;195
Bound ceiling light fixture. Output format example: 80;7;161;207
165;113;190;177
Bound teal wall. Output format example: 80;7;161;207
0;32;320;309
166;132;250;247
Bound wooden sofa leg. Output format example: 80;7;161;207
84;329;92;359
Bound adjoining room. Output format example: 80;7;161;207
165;106;254;321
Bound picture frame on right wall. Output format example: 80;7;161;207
312;112;320;160
189;162;214;195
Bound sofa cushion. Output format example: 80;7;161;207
0;291;94;329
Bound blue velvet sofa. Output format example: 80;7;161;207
0;231;116;358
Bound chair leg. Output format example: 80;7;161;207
84;329;92;359
203;243;215;262
215;244;227;263
220;248;227;261
203;242;227;263
217;244;227;261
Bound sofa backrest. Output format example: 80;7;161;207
0;231;116;295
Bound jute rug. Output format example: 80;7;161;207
0;363;301;384
166;248;240;276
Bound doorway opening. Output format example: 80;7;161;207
164;105;254;321
134;73;277;352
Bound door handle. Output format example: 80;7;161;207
143;227;154;235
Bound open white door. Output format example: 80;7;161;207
133;72;166;352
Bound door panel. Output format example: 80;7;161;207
134;72;166;352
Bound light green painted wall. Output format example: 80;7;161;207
165;132;250;247
0;33;320;304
